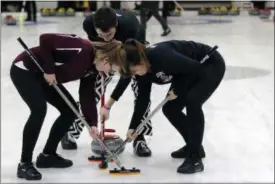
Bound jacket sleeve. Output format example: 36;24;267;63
129;74;152;130
79;74;98;127
110;76;131;101
39;33;83;74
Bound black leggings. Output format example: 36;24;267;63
25;1;37;21
140;1;169;30
162;52;226;158
10;65;78;163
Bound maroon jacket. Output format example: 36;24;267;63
13;33;99;127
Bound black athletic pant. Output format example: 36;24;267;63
141;1;169;30
110;1;121;10
162;1;175;22
25;1;36;21
252;1;266;10
10;65;78;163
139;1;169;41
57;1;76;9
162;51;226;159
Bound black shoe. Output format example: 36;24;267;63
177;157;204;174
36;153;73;168
161;28;171;36
133;140;152;157
171;145;206;159
17;162;42;180
61;133;77;150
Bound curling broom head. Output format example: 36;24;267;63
109;167;141;175
88;155;114;163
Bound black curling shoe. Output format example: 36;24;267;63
36;153;73;168
17;162;42;180
171;145;206;159
177;157;204;174
61;133;77;150
133;140;152;157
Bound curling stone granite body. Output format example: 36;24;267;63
91;136;125;155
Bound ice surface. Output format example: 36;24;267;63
1;11;274;183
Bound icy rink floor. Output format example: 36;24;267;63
1;11;274;183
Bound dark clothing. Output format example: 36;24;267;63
141;1;169;30
13;33;98;127
83;10;141;43
120;40;225;158
110;1;121;9
57;1;76;9
10;65;79;162
252;1;266;10
162;51;225;158
113;40;217;127
162;1;175;21
25;1;36;21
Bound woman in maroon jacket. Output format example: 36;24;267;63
10;33;118;180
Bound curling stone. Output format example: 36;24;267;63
4;15;17;26
228;7;240;16
49;9;56;16
66;7;76;16
210;7;222;16
91;134;125;156
56;7;66;16
198;7;210;15
41;8;50;17
170;8;181;17
219;6;228;15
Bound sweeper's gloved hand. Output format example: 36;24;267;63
89;126;99;139
100;104;111;121
167;90;178;101
44;73;57;85
127;129;138;141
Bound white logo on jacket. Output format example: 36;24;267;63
156;72;173;82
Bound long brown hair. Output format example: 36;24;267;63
92;39;150;76
92;40;127;72
123;39;150;74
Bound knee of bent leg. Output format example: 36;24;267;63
29;102;47;121
186;99;202;112
162;103;173;117
60;106;76;120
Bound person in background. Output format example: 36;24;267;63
140;1;171;37
25;1;37;22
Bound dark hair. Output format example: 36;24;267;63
93;7;118;32
122;39;150;76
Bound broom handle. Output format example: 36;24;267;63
100;72;105;138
